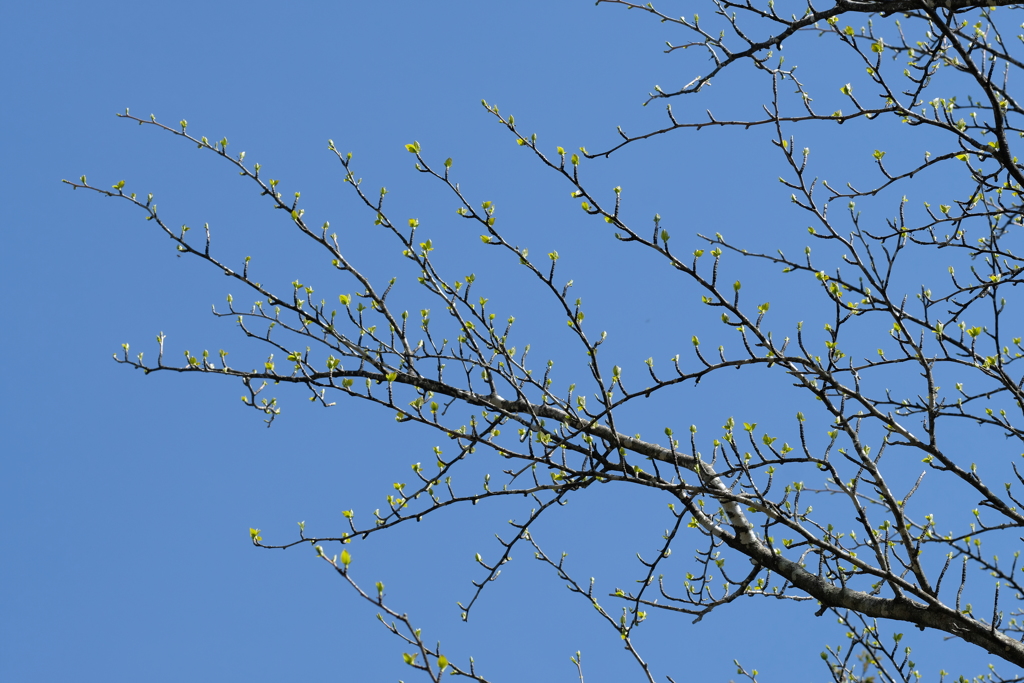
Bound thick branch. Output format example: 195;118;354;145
837;0;1023;14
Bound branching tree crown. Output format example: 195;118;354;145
67;1;1024;680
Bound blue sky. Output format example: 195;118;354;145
2;2;1010;681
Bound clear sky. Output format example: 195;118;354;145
1;2;1008;681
